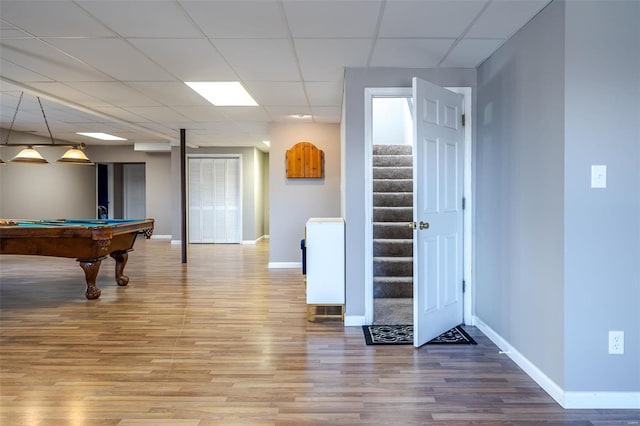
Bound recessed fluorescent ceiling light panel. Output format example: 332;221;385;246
76;132;127;141
185;82;258;106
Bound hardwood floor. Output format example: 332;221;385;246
1;239;638;425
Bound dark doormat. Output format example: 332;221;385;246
362;324;477;345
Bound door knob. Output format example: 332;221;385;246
419;221;429;230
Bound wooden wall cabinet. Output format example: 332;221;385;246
286;142;324;178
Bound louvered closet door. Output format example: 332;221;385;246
189;157;241;243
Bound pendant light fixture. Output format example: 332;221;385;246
58;144;93;165
11;146;49;164
2;92;94;165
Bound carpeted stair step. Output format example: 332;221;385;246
373;298;413;325
373;222;413;239
373;257;413;276
373;154;413;167
373;207;413;222
373;277;413;298
373;239;413;257
373;166;412;180
373;144;412;155
373;179;413;193
373;192;412;207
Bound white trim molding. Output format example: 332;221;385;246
268;262;301;269
345;315;366;327
150;235;171;240
170;239;181;245
563;392;640;409
474;316;640;410
242;235;266;245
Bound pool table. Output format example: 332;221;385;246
0;218;154;299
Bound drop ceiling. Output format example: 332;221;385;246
0;0;550;151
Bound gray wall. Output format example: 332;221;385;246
0;137;172;236
268;122;341;264
343;67;476;317
85;145;172;236
476;0;566;387
253;148;266;239
0;133;96;219
170;145;267;243
476;0;640;393
263;153;270;236
563;0;640;392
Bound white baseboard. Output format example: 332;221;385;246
267;262;301;269
242;235;266;245
474;316;640;410
344;315;366;327
150;234;171;240
474;316;565;406
170;239;181;245
564;392;640;409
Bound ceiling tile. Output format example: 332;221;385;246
370;39;454;68
180;0;288;38
76;1;202;38
294;38;370;81
0;0;116;37
0;39;111;81
440;39;505;68
212;38;300;81
311;106;342;123
124;106;190;123
127;82;209;107
65;82;161;107
214;107;271;122
44;38;176;82
379;0;487;38
305;82;343;106
243;81;307;106
283;0;382;37
27;82;108;107
466;1;550;38
0;59;53;82
128;39;238;81
263;106;312;122
92;106;153;123
170;106;231;123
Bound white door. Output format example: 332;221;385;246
412;77;464;347
123;163;146;219
189;157;241;243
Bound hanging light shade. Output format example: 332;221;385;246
57;146;94;165
10;146;49;164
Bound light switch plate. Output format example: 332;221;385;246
591;165;607;189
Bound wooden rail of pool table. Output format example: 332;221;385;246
0;219;154;299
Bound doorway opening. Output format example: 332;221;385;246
364;86;474;330
371;96;414;325
96;162;146;220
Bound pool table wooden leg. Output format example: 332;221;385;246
110;250;129;286
78;259;102;299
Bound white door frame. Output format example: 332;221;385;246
363;86;474;326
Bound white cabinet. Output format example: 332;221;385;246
305;217;345;320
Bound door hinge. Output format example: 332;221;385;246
462;280;466;293
461;114;466;127
462;197;466;210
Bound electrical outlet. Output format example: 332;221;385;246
609;331;624;355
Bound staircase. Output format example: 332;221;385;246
372;144;413;324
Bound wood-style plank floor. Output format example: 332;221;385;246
1;239;638;425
